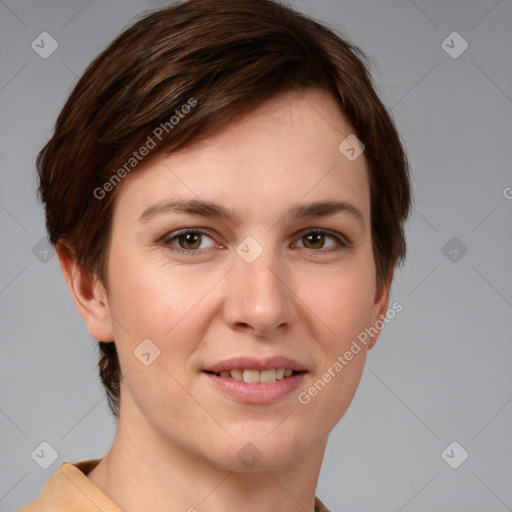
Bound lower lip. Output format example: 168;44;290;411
202;371;306;404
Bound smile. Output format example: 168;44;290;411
205;368;302;383
202;370;307;403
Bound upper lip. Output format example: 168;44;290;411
202;356;307;373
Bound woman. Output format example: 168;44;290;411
20;0;411;510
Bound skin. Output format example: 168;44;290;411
57;88;392;512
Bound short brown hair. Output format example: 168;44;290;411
37;0;412;419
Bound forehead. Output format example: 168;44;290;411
113;89;370;223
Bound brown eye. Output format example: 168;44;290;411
302;232;326;250
161;229;217;255
294;229;348;253
177;232;202;250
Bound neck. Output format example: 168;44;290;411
87;400;327;512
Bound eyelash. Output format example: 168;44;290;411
160;228;350;257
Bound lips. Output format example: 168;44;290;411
202;356;308;402
203;369;307;403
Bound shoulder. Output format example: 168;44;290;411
17;458;107;512
18;501;44;512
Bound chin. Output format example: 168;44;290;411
212;425;309;472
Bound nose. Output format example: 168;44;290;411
222;245;296;338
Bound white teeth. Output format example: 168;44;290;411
215;368;297;382
230;369;244;381
259;369;276;383
243;369;260;383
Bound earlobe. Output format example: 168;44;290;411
56;243;114;342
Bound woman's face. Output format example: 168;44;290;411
101;88;390;471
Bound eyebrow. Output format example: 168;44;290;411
137;198;365;228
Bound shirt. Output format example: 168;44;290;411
18;459;332;512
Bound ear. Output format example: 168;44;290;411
56;243;114;342
367;268;394;350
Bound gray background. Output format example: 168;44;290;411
1;0;511;511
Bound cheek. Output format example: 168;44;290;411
109;258;201;340
297;259;375;413
298;273;373;429
105;245;230;382
308;260;376;341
